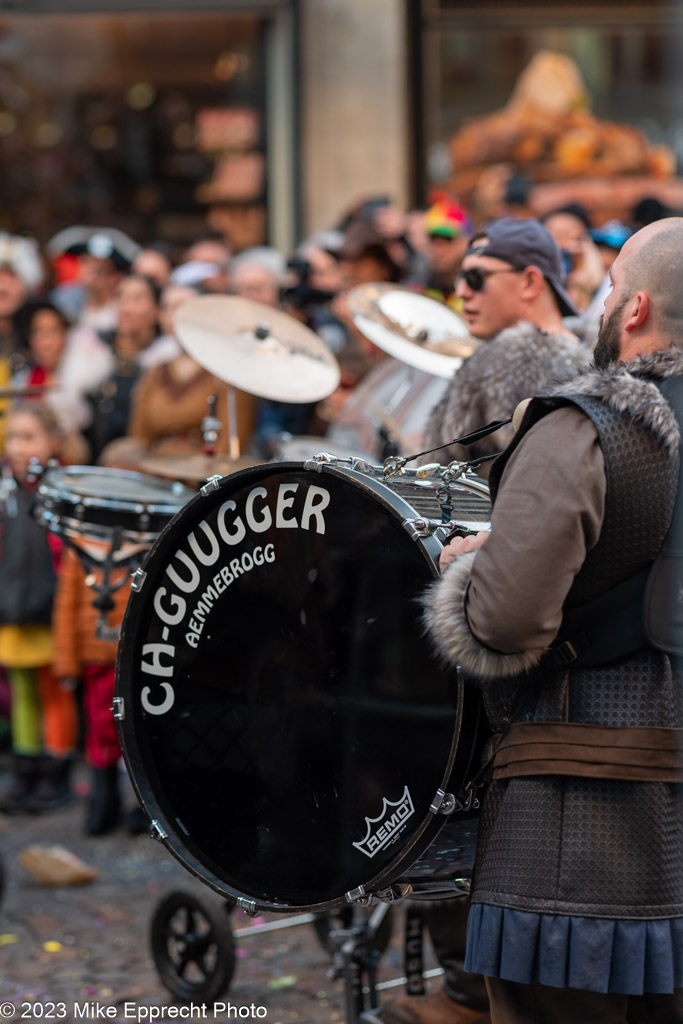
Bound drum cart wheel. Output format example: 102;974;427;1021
150;889;235;1002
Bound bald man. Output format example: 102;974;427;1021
425;219;683;1022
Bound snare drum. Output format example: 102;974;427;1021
116;463;490;913
34;466;195;560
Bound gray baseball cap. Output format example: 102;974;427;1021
465;218;579;317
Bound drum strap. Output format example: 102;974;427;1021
492;721;683;783
402;417;512;466
546;565;650;669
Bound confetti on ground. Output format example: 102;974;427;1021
267;975;298;990
43;941;63;952
0;934;18;946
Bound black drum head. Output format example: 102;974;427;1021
116;464;471;912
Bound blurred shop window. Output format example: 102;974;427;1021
0;13;267;253
422;18;683;185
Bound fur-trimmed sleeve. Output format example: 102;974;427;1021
423;551;545;679
422;406;606;681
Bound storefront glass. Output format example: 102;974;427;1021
419;3;683;205
0;12;274;251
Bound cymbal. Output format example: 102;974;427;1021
140;453;260;483
174;295;341;403
347;283;478;379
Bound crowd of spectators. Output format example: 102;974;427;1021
0;189;671;836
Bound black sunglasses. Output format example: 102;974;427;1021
456;267;521;292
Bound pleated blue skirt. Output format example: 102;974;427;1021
465;903;683;995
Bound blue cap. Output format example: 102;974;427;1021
590;221;632;251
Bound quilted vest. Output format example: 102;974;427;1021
472;358;683;918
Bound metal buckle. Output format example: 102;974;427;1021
553;640;578;665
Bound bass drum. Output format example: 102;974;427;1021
116;463;488;913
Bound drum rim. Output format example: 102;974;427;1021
360;466;491;498
35;510;163;548
116;461;469;913
36;464;193;514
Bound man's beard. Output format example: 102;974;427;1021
594;294;629;368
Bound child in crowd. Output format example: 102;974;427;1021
0;403;78;813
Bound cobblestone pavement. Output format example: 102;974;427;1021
0;758;438;1024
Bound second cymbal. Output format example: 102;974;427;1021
174;295;341;403
347;283;478;378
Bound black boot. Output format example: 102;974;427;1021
26;755;74;814
0;753;41;814
85;764;121;836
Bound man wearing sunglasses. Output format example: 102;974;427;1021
422;218;591;470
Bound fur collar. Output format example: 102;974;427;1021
493;320;589;355
543;348;683;456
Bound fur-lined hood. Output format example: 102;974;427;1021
421;319;592;468
541;347;683;456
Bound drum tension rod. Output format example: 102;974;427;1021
303;453;374;474
431;788;479;815
345;885;375;906
345;883;414;906
403;517;488;541
111;697;125;721
201;475;222;496
150;819;168;842
130;567;147;592
430;789;458;815
303;452;337;472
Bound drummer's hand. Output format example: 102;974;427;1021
439;531;489;572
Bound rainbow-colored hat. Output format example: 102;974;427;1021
424;198;473;239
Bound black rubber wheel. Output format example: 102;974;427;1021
312;905;393;957
150;890;236;1002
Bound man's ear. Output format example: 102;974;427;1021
521;265;545;301
623;290;650;332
